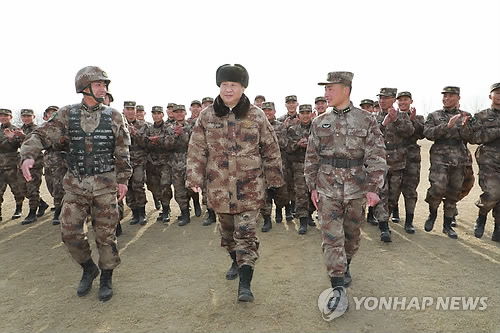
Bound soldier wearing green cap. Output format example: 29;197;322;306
16;109;50;224
145;105;175;223
135;105;148;123
461;83;500;242
422;86;472;239
372;87;414;242
41;105;67;225
0;108;25;222
122;101;149;226
360;99;375;112
186;64;283;302
286;104;316;234
260;101;289;231
166;103;176;124
20;66;132;302
188;100;202;125
315;96;328;116
201;97;214;109
254;95;266;109
305;71;386;315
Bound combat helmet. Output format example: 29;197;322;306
75;66;111;103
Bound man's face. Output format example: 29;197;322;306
285;100;298;113
21;114;34;125
173;110;186;122
104;95;111;106
442;93;460;109
397;96;413;111
43;110;56;121
88;81;108;101
254;98;265;108
324;84;348;108
220;81;244;107
123;107;136;122
315;101;327;115
190;104;202;119
152;111;164;123
490;89;500;108
299;110;312;124
167;108;174;120
263;108;275;121
136;110;145;121
360;104;374;112
378;96;395;110
202;101;212;109
0;114;12;125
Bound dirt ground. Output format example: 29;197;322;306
0;140;499;333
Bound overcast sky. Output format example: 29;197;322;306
1;0;499;123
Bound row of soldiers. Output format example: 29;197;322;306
2;84;500;244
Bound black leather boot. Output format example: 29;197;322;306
344;258;352;288
492;223;500;242
275;207;283;223
115;222;122;237
154;199;161;210
178;208;191;226
52;207;61;225
391;205;400;223
129;208;139;225
443;216;458;239
192;197;202;217
21;208;37;225
379;221;392;242
474;214;487;238
202;209;216;226
12;203;23;219
77;259;99;297
226;252;239;280
404;213;415;234
290;200;296;218
328;277;349;312
98;269;113;302
261;215;272;232
238;265;254;302
36;199;49;217
298;217;308;234
138;206;148;225
307;213;316;226
424;208;438;232
285;204;293;221
366;206;378;226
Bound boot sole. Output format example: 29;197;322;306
98;292;113;302
238;293;254;302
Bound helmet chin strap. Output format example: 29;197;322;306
82;85;105;104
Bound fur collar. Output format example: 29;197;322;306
213;94;250;119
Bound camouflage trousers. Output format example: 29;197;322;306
459;165;475;201
260;185;289;216
425;162;465;217
375;169;404;222
282;153;296;202
125;164;147;209
171;159;189;211
45;166;67;209
19;167;43;209
291;161;313;219
475;163;500;217
218;209;260;268
61;181;120;270
317;195;366;278
147;162;172;209
146;161;161;203
0;167;25;206
401;147;421;215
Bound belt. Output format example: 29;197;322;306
385;143;401;151
320;158;363;168
435;139;463;146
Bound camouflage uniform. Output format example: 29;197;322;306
125;117;148;211
144;107;175;220
20;98;132;270
260;104;289;218
286;104;315;233
423;86;472;238
0;110;25;218
305;72;386;285
462;83;500;240
374;89;414;238
19;111;45;213
43;145;67;211
186;94;283;268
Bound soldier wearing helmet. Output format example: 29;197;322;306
20;66;132;302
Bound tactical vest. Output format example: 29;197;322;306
68;106;115;175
